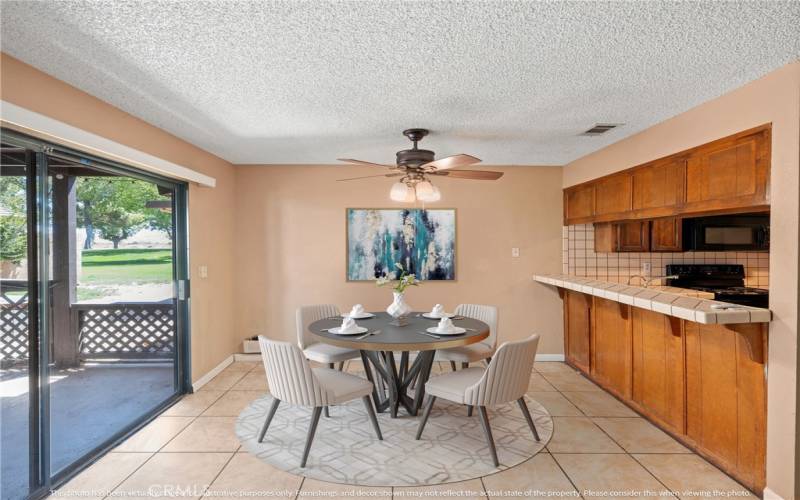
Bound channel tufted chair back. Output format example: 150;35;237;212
296;304;340;350
259;336;330;407
464;334;539;407
455;304;498;349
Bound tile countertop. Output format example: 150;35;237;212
533;274;771;325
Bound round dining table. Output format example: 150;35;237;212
310;312;490;418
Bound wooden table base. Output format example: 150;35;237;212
360;350;436;417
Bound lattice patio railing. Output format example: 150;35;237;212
74;303;176;360
1;281;29;361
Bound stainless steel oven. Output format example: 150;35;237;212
683;214;769;251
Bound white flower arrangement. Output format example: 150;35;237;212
376;262;420;293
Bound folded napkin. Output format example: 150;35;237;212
349;304;366;317
435;317;457;334
338;317;360;334
431;304;445;317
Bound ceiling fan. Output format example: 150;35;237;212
337;128;503;202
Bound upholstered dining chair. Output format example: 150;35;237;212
435;304;498;371
296;304;362;366
257;336;383;467
416;334;541;467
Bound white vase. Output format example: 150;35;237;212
386;291;412;323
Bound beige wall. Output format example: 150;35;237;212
233;165;565;354
0;53;239;381
563;62;800;499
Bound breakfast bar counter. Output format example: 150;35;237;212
533;274;771;324
533;273;768;492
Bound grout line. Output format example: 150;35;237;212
294;477;305;500
96;452;158;500
478;476;489;499
547;449;585;499
198;450;237;500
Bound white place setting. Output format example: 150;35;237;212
426;317;466;336
343;303;375;319
421;303;455;319
326;316;368;335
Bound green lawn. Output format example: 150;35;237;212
81;248;172;285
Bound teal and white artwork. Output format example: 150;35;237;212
347;208;456;281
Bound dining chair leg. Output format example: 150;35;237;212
363;395;383;440
467;405;473;417
449;361;457;372
301;407;323;468
257;398;281;443
462;362;469;369
477;406;499;467
337;361;345;371
517;397;541;441
323;363;335;418
415;395;436;440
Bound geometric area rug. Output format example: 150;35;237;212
236;393;552;487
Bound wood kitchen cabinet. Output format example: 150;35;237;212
563;290;591;373
684;321;767;492
563;124;771;225
631;308;685;434
560;289;768;493
594;221;652;253
563;184;594;224
591;297;632;399
616;221;650;252
685;127;770;212
632;156;686;214
650;217;682;252
594;173;632;217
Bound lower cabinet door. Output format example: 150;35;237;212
631;309;685;434
564;290;591;372
684;322;767;492
591;297;632;398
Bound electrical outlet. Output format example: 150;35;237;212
512;247;520;258
199;265;208;278
641;262;651;276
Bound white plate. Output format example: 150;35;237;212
426;326;466;336
329;326;369;335
342;313;375;319
422;312;455;319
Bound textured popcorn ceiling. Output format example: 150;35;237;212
2;1;799;165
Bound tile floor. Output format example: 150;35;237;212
56;361;755;499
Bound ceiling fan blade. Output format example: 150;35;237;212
420;154;481;171
432;170;503;180
337;158;396;168
337;173;404;182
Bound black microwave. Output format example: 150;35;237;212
683;214;769;251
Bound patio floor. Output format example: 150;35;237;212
0;363;174;500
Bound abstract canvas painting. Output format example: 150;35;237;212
347;208;456;281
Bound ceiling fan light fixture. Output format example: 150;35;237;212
415;180;434;198
418;184;441;202
390;181;412;202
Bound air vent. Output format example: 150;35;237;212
580;123;623;136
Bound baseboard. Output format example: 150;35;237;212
535;354;565;362
233;353;261;362
191;355;234;392
762;487;785;500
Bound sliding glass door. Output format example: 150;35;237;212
0;130;190;500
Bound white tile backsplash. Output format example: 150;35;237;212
563;224;769;288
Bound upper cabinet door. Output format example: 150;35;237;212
594;173;632;217
563;184;595;224
685;128;770;210
632;157;686;213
